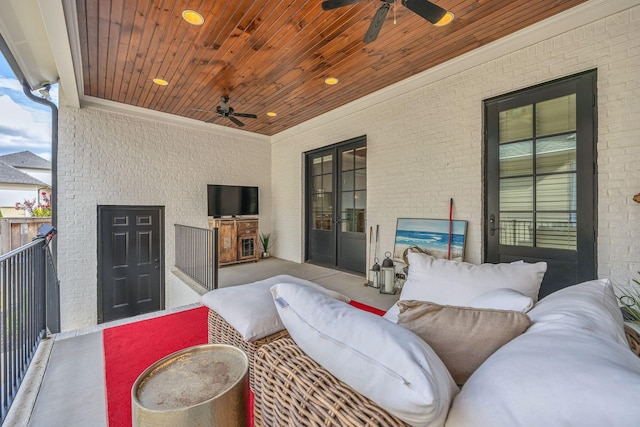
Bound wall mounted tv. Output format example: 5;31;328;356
207;185;259;217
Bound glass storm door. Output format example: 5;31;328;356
306;137;367;273
485;71;597;298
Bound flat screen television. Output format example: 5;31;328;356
207;185;259;217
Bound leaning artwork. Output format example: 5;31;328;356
393;218;467;263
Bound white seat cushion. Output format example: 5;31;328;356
271;282;458;427
201;275;349;341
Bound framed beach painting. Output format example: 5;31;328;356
393;218;467;263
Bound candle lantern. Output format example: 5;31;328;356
379;252;396;294
368;258;381;288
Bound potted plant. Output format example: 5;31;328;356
259;233;271;258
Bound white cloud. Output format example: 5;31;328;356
0;76;22;92
0;94;51;155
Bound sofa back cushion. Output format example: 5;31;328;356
384;253;546;322
271;283;458;427
397;301;531;385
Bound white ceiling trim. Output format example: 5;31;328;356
272;0;640;142
80;95;271;143
39;0;79;107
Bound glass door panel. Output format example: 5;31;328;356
306;137;367;273
485;71;597;297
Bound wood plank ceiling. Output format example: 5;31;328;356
75;0;587;136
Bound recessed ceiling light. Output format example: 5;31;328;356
152;78;169;86
182;10;204;26
434;11;454;27
324;77;339;85
267;112;277;117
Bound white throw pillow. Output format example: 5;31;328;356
201;275;349;341
384;253;546;323
271;283;458;427
446;279;640;427
466;288;534;313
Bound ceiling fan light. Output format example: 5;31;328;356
267;112;277;117
434;11;454;27
152;78;169;86
401;0;446;25
325;77;339;85
182;10;204;26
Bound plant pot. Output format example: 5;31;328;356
261;252;270;259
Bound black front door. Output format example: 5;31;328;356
305;137;367;273
98;206;164;323
484;71;597;298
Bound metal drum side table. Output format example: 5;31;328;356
132;344;249;427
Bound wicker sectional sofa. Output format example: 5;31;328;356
203;262;640;426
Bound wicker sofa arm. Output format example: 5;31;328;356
207;309;290;391
253;338;408;427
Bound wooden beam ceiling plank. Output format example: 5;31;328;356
96;0;113;99
129;0;185;106
83;0;100;97
115;0;153;102
234;5;373;113
111;0;139;102
171;0;303;117
154;0;229;114
140;0;201;108
161;0;257;114
104;0;124;101
75;0;92;96
119;0;160;103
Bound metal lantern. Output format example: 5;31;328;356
368;258;381;288
379;252;396;294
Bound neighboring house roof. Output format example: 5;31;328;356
0;161;48;186
0;151;51;170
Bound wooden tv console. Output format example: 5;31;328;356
208;218;259;266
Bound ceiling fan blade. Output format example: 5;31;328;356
233;113;258;119
206;115;222;124
401;0;447;24
228;116;245;127
322;0;368;11
363;3;390;44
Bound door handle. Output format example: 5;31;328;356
489;214;500;237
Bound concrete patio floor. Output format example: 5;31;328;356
6;258;399;426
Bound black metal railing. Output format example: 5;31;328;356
499;220;577;249
174;225;218;291
1;236;59;424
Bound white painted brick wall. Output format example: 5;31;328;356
57;105;270;330
271;6;640;287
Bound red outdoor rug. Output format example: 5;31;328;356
102;306;209;427
102;300;383;426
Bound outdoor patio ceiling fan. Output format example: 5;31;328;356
321;0;454;43
192;96;257;127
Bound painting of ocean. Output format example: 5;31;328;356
393;218;467;262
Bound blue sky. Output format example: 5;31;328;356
0;53;58;161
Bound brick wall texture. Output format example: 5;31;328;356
57;107;270;329
57;5;639;330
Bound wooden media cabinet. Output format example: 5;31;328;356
209;218;259;265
